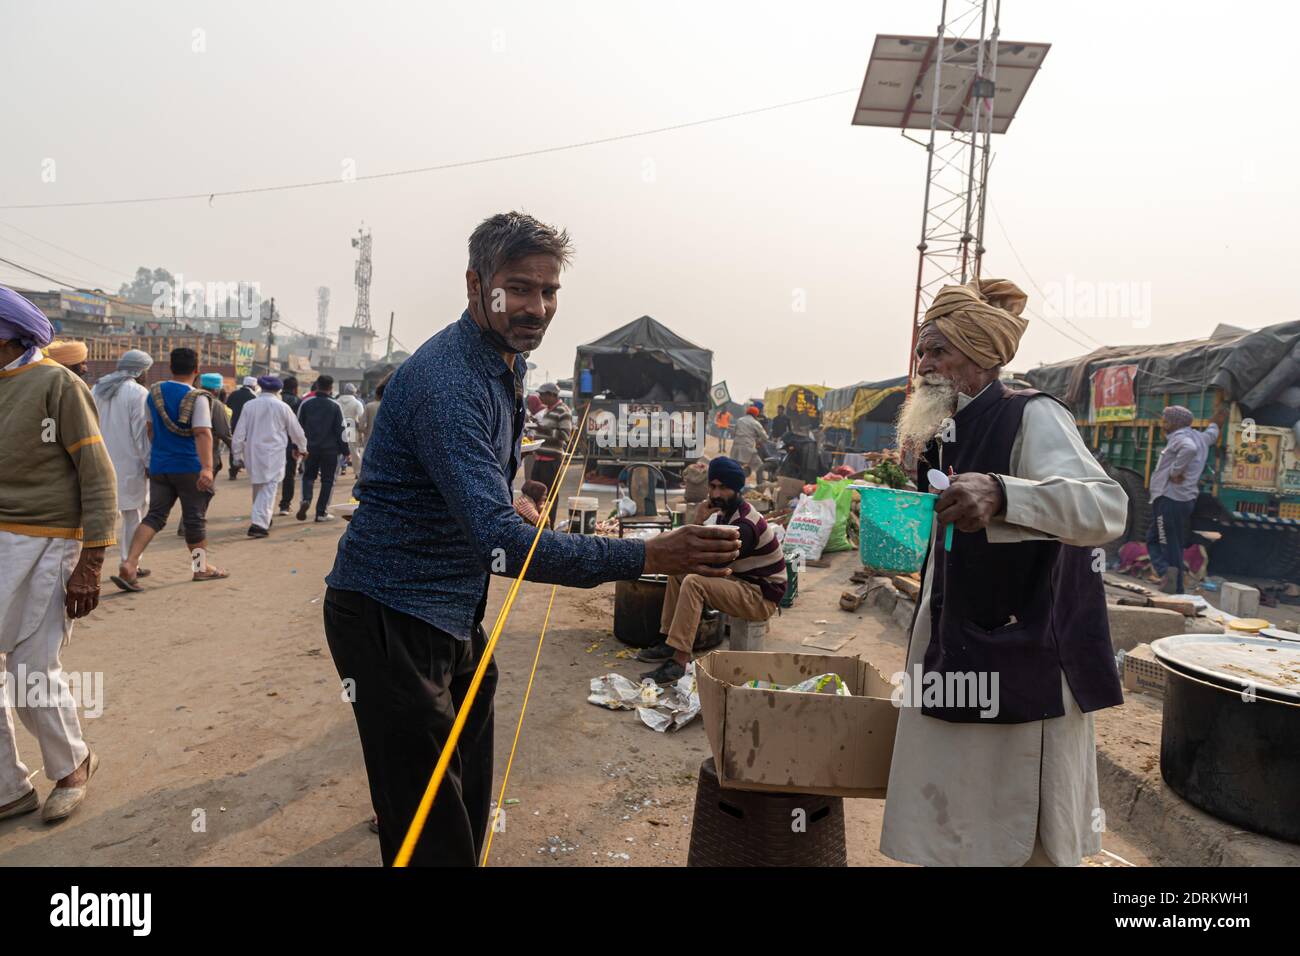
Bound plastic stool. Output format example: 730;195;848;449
720;613;768;650
687;758;847;867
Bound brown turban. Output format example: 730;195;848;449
46;339;89;366
920;278;1029;369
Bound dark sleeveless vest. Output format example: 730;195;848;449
914;382;1123;724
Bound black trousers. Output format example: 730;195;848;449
531;456;560;495
302;451;338;517
323;587;497;867
279;446;297;509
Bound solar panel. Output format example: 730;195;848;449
851;34;1050;134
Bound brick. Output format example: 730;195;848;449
1220;582;1260;618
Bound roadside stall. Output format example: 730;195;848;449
821;376;908;461
763;383;827;435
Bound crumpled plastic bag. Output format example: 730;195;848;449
742;673;852;696
588;662;701;732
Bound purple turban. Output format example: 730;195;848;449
257;375;283;392
0;286;54;348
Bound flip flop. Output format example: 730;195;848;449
192;567;230;582
110;575;144;593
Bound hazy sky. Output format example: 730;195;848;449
2;0;1296;399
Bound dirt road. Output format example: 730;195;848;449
0;466;1150;867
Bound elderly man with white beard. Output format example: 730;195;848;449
878;278;1129;868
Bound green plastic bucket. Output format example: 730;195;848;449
858;485;938;573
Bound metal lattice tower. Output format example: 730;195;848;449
351;224;373;332
316;286;330;337
908;0;1001;377
853;1;1051;382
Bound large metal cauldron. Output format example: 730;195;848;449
1152;634;1300;843
614;576;667;648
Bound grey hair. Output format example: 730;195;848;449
467;211;573;282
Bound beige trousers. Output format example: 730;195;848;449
660;574;776;653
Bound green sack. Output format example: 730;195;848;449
814;478;855;553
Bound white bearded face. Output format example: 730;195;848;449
895;373;958;450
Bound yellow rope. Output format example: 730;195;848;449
393;404;589;866
480;583;558;865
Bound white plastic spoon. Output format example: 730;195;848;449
927;469;956;551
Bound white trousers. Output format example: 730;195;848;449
119;507;144;562
251;481;278;530
0;532;90;804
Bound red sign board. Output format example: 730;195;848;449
1091;365;1138;422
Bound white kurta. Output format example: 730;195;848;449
879;392;1128;867
93;379;151;511
231;395;308;485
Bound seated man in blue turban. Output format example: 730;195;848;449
638;456;787;683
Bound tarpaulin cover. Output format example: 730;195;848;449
1024;321;1300;411
822;376;908;430
575;315;712;385
763;383;830;416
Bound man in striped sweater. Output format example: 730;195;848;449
639;456;785;683
0;286;116;824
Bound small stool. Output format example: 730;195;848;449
687;758;847;867
720;613;767;650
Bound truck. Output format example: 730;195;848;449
1025;321;1300;580
573;315;712;478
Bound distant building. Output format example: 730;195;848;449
18;288;116;338
335;325;376;368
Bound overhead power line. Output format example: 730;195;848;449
0;219;135;282
0;254;100;292
0;89;857;211
989;203;1104;349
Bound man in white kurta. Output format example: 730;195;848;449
878;279;1128;867
92;349;153;566
231;376;307;536
337;382;366;474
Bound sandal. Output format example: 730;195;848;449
110;574;144;593
192;567;230;582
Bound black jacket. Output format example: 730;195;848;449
916;382;1123;724
226;385;257;429
297;393;347;455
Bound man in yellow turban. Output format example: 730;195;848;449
881;278;1131;868
45;339;90;379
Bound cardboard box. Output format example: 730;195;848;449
696;650;899;798
1122;643;1166;698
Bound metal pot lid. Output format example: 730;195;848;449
1151;634;1300;701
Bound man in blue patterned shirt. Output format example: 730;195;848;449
323;211;740;866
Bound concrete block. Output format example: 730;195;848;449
721;613;768;650
873;585;899;614
1107;605;1185;653
1220;582;1261;618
